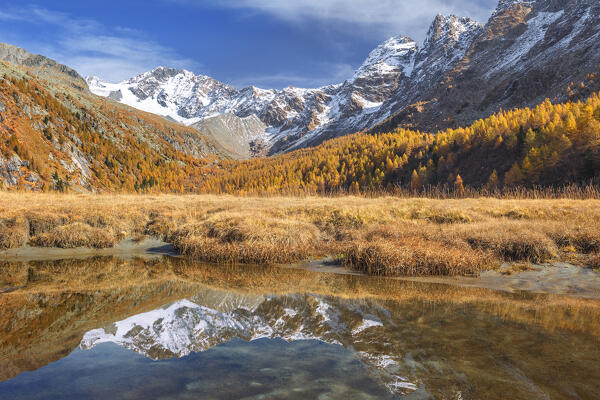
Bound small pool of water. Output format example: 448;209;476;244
1;256;599;399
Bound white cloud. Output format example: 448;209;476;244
232;62;356;88
56;35;199;82
0;6;199;82
191;0;498;41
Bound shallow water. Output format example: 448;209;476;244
1;256;599;399
1;340;394;400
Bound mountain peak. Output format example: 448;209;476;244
412;14;483;76
424;14;482;47
128;66;184;84
353;35;417;81
493;0;534;14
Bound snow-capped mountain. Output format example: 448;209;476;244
87;0;600;156
85;69;238;125
86;33;421;155
80;290;418;395
373;0;600;134
352;37;417;81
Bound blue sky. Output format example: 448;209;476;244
0;0;498;88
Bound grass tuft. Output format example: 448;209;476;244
460;223;557;263
170;216;321;264
544;225;600;254
30;222;119;249
342;238;488;276
0;218;29;249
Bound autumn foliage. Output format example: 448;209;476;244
198;93;600;194
0;68;220;192
1;61;599;195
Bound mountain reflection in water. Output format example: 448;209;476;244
1;256;600;399
81;290;417;393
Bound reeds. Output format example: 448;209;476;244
341;238;486;276
456;221;558;263
170;215;320;264
359;183;600;200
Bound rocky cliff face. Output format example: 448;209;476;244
87;0;600;155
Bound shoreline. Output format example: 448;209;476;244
2;244;600;300
288;258;600;300
395;264;600;300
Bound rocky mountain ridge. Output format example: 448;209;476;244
373;0;600;134
0;43;88;91
87;0;600;157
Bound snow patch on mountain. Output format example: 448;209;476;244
352;36;416;81
486;10;565;78
555;8;595;49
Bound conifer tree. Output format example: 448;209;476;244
485;170;500;190
454;174;464;193
410;170;421;192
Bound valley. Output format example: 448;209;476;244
1;0;599;194
1;0;600;398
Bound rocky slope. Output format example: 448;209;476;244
192;113;268;159
372;0;600;134
0;47;226;192
88;0;600;156
0;43;88;92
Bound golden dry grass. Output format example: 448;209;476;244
0;217;28;249
29;223;120;249
1;192;600;276
342;238;486;276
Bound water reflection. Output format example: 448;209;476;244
81;290;417;393
1;257;600;399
